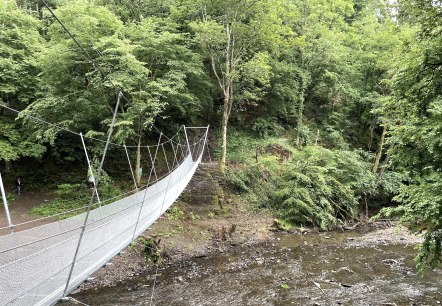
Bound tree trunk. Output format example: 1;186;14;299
135;138;141;186
296;99;304;148
218;20;233;176
314;129;320;147
376;143;394;185
219;92;230;175
5;161;11;173
368;120;375;152
372;125;387;174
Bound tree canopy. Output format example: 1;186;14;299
1;0;441;272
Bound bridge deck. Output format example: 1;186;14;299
0;154;199;306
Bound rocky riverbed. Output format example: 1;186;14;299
68;221;441;306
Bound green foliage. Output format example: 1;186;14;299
376;171;410;196
375;175;442;273
31;183;90;217
228;136;374;230
1;0;440;274
166;206;185;221
0;0;46;162
137;237;163;265
189;211;200;221
0;0;42;103
252;118;283;138
276;147;374;229
6;193;16;203
280;284;290;289
0;118;46;161
32;169;120;218
227;168;250;193
21;2;127;145
375;0;442;271
222;131;293;165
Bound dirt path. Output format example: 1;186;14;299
0;192;55;235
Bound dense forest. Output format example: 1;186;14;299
0;0;441;272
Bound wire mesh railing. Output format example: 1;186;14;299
0;149;203;306
0;125;209;305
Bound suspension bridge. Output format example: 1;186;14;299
0;2;213;304
0;122;209;306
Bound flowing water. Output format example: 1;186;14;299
71;230;442;305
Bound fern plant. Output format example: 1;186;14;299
230;144;374;230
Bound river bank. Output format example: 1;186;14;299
73;195;276;291
70;198;424;294
69;216;442;306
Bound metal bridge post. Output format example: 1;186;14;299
131;133;162;240
183;125;191;157
0;172;13;233
80;133;102;206
201;125;210;161
63;91;122;297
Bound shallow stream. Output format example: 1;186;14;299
71;230;442;305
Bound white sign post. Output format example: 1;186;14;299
0;172;13;232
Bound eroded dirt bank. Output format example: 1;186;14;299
74;198;275;291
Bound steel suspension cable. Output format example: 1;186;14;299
148;129;182;305
0;103;187;151
41;0;118;92
124;144;141;230
149;126;208;305
162;144;170;173
147;146;159;183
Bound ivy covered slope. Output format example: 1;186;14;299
0;0;441;272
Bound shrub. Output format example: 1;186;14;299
229;144;374;230
32;171;121;218
374;174;442;273
276;147;374;229
252;117;284;138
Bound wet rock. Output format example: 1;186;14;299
382;259;399;266
333;266;354;273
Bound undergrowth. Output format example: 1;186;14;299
226;132;375;230
31;171;121;218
